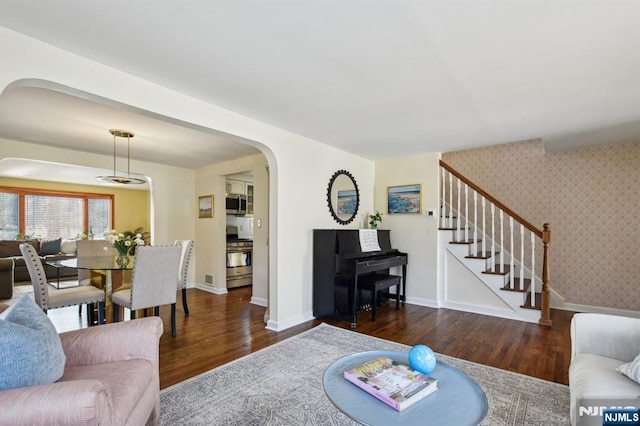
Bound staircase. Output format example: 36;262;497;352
439;160;552;326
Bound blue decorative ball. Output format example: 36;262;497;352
408;345;436;374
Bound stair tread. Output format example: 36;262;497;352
521;292;542;310
482;264;510;275
466;251;498;260
501;277;532;292
449;239;482;245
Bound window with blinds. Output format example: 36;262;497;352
0;188;112;240
25;195;84;239
0;192;19;239
88;198;111;238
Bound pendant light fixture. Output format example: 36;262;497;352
96;129;146;185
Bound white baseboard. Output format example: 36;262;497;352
412;294;640;321
553;301;640;319
251;296;267;307
266;311;314;332
404;296;439;309
441;300;539;323
195;283;227;295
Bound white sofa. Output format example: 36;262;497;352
569;313;640;425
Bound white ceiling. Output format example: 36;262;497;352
0;0;639;176
0;86;261;169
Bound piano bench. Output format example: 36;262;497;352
357;274;401;321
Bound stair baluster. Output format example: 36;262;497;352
456;175;461;237
448;171;453;230
464;183;469;244
499;210;504;273
531;231;536;307
481;197;486;256
519;224;525;292
473;192;478;255
441;168;447;227
508;217;514;277
491;204;495;267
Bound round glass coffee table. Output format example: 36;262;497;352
323;350;488;426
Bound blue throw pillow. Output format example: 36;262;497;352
617;353;640;384
0;295;66;390
39;238;62;255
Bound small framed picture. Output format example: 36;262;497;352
198;195;213;218
387;184;421;214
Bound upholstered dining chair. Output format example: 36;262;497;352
19;243;106;324
111;245;182;336
174;240;194;315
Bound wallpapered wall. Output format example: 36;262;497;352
442;139;640;311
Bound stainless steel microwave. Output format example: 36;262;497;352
225;193;247;215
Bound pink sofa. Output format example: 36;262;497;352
0;313;163;425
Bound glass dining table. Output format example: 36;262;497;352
51;256;134;323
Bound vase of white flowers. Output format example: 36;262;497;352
105;227;148;267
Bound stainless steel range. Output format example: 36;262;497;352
226;226;253;288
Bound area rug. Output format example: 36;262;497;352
1;283;33;305
160;323;569;425
1;282;78;305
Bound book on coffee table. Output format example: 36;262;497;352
343;356;438;411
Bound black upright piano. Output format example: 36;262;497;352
313;229;408;328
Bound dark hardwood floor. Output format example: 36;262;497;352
46;285;574;389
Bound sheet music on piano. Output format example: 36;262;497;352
359;229;381;252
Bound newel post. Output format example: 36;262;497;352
539;223;552;327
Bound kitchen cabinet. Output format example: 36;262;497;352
246;184;254;215
226;179;246;194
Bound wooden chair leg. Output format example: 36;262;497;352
171;303;176;337
98;301;105;324
182;288;189;315
87;303;95;326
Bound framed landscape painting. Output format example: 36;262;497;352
198;195;213;218
387;184;421;214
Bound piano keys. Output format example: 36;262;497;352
313;229;408;328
